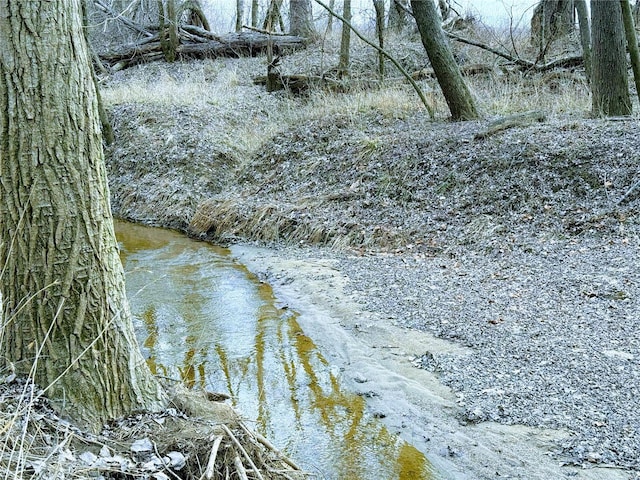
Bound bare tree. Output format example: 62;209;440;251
338;0;352;75
373;0;385;78
411;0;478;120
0;0;166;431
252;0;260;26
591;0;631;116
236;0;244;31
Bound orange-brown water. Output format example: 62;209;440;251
116;220;438;480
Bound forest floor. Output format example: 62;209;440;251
101;29;640;480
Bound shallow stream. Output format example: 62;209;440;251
116;220;438;480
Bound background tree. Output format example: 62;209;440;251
575;0;591;83
530;0;574;55
236;0;244;31
388;0;409;31
0;0;166;431
590;0;631;116
251;0;260;26
159;0;180;60
621;0;640;103
373;0;385;78
410;0;478;120
290;0;316;37
337;0;352;75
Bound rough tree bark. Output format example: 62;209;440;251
591;0;631;116
0;0;166;431
411;0;478;120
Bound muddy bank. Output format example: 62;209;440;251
105;104;640;479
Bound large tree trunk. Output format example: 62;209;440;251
591;0;631;116
0;0;166;432
410;0;478;120
289;0;315;37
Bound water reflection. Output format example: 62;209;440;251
115;220;437;480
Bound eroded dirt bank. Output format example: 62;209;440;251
106;103;640;479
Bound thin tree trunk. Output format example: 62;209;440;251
575;0;591;84
591;0;631;116
326;0;335;32
237;0;244;31
0;0;166;431
252;0;259;26
264;0;284;31
410;0;478;120
621;0;640;103
373;0;385;78
338;0;351;75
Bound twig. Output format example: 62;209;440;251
201;435;224;480
93;0;154;37
617;177;640;205
239;422;302;471
233;455;249;480
221;424;265;480
242;24;291;36
152;440;182;480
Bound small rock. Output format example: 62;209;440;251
166;451;186;470
131;438;154;453
79;451;98;465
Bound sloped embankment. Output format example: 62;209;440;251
107;104;640;252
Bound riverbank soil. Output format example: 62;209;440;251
103;36;640;479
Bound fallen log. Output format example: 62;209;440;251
99;31;306;70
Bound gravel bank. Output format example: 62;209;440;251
334;238;640;471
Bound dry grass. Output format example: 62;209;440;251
100;22;606;156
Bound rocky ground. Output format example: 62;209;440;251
101;37;640;479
